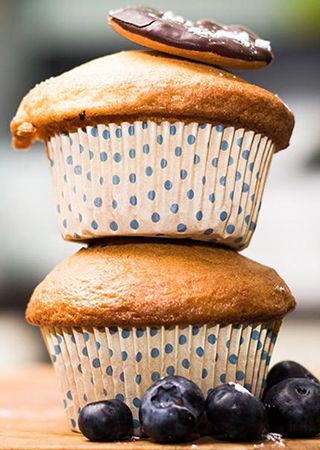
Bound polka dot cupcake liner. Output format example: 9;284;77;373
42;319;281;435
48;120;274;249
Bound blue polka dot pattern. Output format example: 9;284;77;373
102;129;110;139
220;211;228;221
242;149;250;159
212;157;218;167
208;334;216;344
164;180;172;190
151;371;160;382
226;224;235;234
110;221;118;231
133;398;141;408
143;144;150;154
145;166;153;176
252;330;260;340
129;173;136;183
187;189;194;199
165;343;173;354
236;370;245;381
151;348;160;358
202;368;208;379
192;326;200;336
182;359;190;369
147;190;155;200
187;135;196;145
196;211;203;221
51;122;273;253
47;319;279;436
177;223;187;233
91;127;98;137
121;329;130;339
136;329;144;338
196;347;204;357
159;158;167;169
106;366;113;376
151;212;160;223
130;220;139;230
129;196;137;206
92;358;100;368
170;125;176;135
221;140;229;151
74;165;82;175
94;197;102;208
170;203;179;214
220;373;226;383
229;354;238;364
180;169;188;179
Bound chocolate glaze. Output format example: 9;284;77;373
109;6;273;64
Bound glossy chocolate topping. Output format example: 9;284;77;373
109;6;273;64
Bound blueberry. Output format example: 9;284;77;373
78;400;133;441
265;360;319;394
206;383;268;442
264;378;320;438
139;375;205;443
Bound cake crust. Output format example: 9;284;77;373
11;50;294;151
26;239;295;327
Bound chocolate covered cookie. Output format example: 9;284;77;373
109;6;273;69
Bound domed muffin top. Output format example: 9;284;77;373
11;50;293;151
26;239;295;327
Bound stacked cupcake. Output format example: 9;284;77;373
10;6;295;437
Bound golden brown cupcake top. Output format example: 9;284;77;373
11;50;293;151
26;239;295;328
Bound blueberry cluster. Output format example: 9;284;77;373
78;360;320;443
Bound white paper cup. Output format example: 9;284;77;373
47;121;274;249
42;319;281;435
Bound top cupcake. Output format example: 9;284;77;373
10;7;294;249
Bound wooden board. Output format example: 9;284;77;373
0;365;319;450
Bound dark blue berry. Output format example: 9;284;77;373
264;360;319;394
139;375;205;443
78;400;133;441
264;378;320;438
206;383;268;442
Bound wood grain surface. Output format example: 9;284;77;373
0;365;319;449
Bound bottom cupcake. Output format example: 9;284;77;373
26;239;295;435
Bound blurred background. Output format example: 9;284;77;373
0;0;319;371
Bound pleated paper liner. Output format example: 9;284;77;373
47;121;274;249
42;320;281;435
